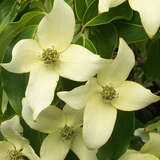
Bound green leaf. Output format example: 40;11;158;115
74;0;87;21
97;111;135;160
83;2;133;27
2;103;16;121
144;40;160;79
0;10;44;62
115;21;148;43
88;23;118;58
74;34;97;53
82;0;98;25
2;25;37;115
0;0;19;33
85;0;94;6
65;150;79;160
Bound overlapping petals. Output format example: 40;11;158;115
22;99;98;160
0;116;39;160
58;38;160;149
129;0;160;38
120;132;160;160
1;0;105;119
57;78;101;110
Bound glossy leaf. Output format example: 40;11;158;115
82;0;98;25
83;2;133;27
74;0;87;21
0;0;19;34
115;21;148;43
88;23;118;58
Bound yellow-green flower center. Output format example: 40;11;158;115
9;149;29;160
42;47;59;64
60;125;74;141
101;85;117;101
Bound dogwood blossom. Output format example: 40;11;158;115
22;98;98;160
0;116;39;160
0;0;104;119
57;38;160;149
119;132;160;160
98;0;126;13
129;0;160;38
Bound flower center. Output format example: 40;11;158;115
60;125;74;141
42;47;59;64
101;85;117;101
9;149;29;160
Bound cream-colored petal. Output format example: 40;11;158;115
1;39;41;73
99;0;112;13
99;0;126;13
97;38;135;87
1;116;29;149
25;64;59;120
22;98;65;134
134;128;149;143
37;0;75;52
129;0;160;38
0;141;14;160
71;130;98;160
22;145;40;160
56;44;105;82
112;81;160;111
40;132;71;160
2;90;8;114
141;132;160;158
119;150;158;160
63;104;83;127
110;0;126;8
57;78;101;110
83;93;117;149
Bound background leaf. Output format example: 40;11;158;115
83;2;133;27
88;23;118;58
144;40;160;79
74;0;87;21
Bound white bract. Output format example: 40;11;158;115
57;38;160;149
0;116;39;160
129;0;160;38
0;0;104;120
22;98;98;160
119;132;160;160
98;0;126;13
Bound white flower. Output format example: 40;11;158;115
22;98;98;160
0;116;39;160
119;132;160;160
98;0;126;13
57;38;160;149
134;128;149;143
129;0;160;38
0;0;104;120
